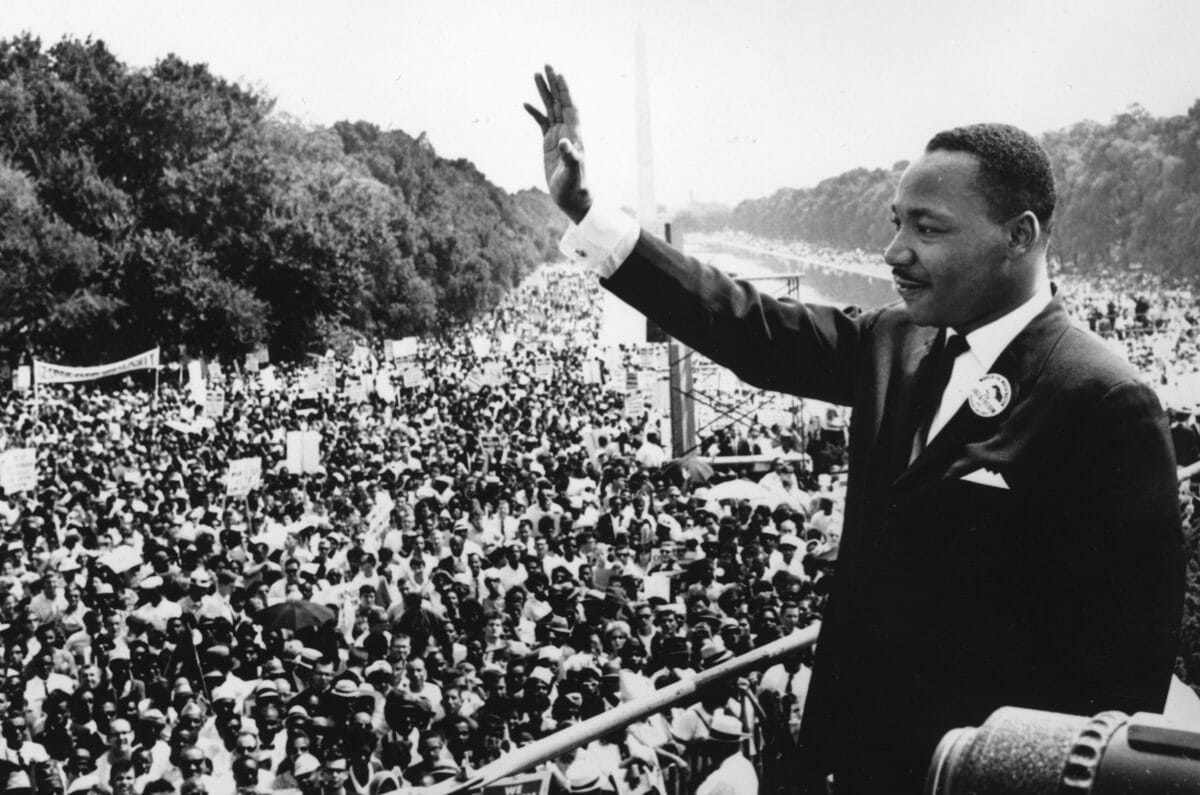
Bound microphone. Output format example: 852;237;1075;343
927;706;1200;793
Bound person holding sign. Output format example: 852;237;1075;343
525;66;1185;792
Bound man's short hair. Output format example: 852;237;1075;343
925;123;1056;233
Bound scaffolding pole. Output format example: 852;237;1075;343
429;623;821;795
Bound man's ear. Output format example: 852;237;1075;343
1006;211;1041;258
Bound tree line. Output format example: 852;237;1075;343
677;102;1200;279
0;35;564;366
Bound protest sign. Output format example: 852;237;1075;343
482;362;506;387
388;337;418;360
581;360;602;385
260;366;278;393
643;573;672;602
470;336;491;358
0;448;37;494
300;370;323;396
320;360;337;392
624;393;645;419
225;457;262;497
374;373;395;403
350;344;375;371
534;358;554;381
481;772;550;795
188;360;206;404
12;366;30;392
345;379;368;404
205;393;226;419
400;366;426;389
285;431;322;474
366;501;391;534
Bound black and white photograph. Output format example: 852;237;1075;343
1;2;1199;793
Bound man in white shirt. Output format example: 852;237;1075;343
694;714;757;795
633;432;667;469
29;573;67;624
405;657;444;722
130;576;181;633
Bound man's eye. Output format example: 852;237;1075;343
889;217;900;230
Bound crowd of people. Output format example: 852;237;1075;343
0;265;839;795
0;243;1195;795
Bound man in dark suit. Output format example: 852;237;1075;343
525;66;1186;793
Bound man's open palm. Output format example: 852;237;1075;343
524;65;591;223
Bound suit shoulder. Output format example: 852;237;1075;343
855;303;930;351
1046;322;1155;396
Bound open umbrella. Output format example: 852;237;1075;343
256;599;336;632
707;478;773;504
662;455;715;487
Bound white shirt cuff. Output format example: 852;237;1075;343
559;205;640;279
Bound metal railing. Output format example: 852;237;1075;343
426;624;821;795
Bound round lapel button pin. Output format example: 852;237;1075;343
969;373;1012;417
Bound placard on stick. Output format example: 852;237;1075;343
225;457;262;497
0;448;37;494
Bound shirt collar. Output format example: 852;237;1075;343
951;280;1052;372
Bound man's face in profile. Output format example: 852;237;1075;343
886;149;1018;333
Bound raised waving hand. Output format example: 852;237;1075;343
523;65;592;223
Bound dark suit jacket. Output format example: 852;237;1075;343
603;231;1185;793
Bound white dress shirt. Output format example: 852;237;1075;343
928;283;1053;441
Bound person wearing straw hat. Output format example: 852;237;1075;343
695;713;756;795
564;758;608;795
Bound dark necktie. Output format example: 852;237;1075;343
910;332;970;461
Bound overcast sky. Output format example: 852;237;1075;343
6;0;1200;209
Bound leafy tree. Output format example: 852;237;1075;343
0;162;112;362
0;34;561;365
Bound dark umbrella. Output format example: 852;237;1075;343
662;454;715;487
256;600;336;632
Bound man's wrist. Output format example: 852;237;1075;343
559;204;640;279
565;193;593;225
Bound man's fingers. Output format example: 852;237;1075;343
558;138;582;166
554;72;574;112
534;72;555;116
523;103;549;132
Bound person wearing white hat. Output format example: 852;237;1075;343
563;758;607;795
131;575;181;633
695;713;757;795
764;528;806;582
179;569;214;615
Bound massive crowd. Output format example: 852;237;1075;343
0;241;1196;795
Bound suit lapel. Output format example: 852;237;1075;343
880;327;940;483
890;298;1072;503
